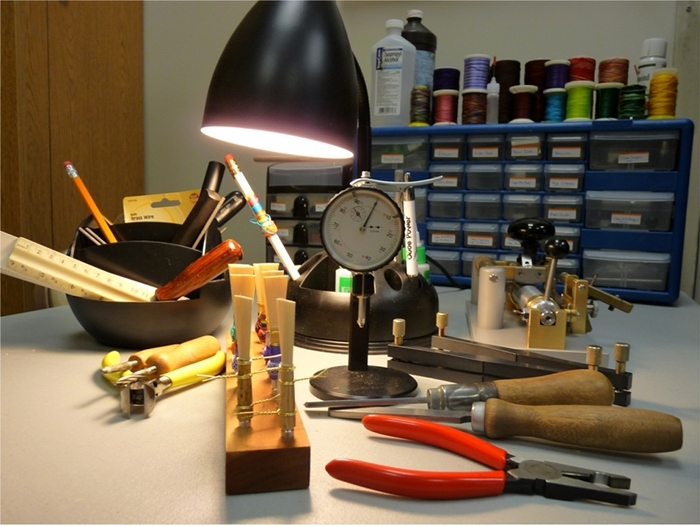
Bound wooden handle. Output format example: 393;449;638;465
481;398;683;453
493;370;614;406
155;239;243;301
146;335;221;374
128;343;178;370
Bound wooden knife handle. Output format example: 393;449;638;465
145;335;221;374
493;370;614;406
155;239;243;301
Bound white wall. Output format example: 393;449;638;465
144;1;697;295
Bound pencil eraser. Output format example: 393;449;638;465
224;154;233;162
64;161;72;167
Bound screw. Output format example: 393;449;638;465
436;312;448;337
614;342;630;374
488;272;500;282
586;345;603;371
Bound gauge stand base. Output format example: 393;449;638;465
309;365;418;400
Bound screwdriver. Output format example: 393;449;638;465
101;343;179;375
305;369;614;410
115;335;221;386
332;399;683;454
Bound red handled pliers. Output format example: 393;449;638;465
326;414;636;506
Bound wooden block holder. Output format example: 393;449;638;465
224;334;310;495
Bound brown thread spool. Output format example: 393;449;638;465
461;89;487;124
433;89;459;124
569;56;596;81
598;57;629;84
509;85;538;123
495;59;521;123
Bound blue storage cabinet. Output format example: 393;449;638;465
371;118;694;304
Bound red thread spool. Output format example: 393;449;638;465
460;89;487;124
433;89;459;125
569;56;596;81
598;57;629;84
509;85;538;122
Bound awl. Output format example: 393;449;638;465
330;399;683;453
101;343;179;375
305;369;614;409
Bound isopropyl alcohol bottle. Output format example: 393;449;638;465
371;19;416;127
402;10;437;92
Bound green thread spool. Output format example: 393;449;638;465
619;84;646;119
565;80;594;121
595;82;623;119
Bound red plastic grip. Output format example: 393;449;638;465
326;459;507;500
362;414;509;470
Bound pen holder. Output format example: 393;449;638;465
66;218;231;349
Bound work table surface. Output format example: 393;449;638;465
1;288;698;523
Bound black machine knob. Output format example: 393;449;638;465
507;218;555;264
545;237;571;260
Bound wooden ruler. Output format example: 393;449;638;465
1;231;156;302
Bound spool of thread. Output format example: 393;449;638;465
463;54;491;90
619;84;647;119
598;57;629;84
433;89;459;125
648;68;678;119
410;85;431;126
525;59;549;122
477;266;506;330
461;89;487;124
543;88;567;122
495;59;521;123
544;60;570;89
565;80;595;121
433;67;461;91
595;82;623;119
509;85;538;123
568;56;596;82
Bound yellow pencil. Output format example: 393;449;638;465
64;161;118;244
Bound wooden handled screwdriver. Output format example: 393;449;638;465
101;343;179;375
306;370;614;409
115;335;221;385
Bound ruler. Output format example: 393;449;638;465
1;231;156;302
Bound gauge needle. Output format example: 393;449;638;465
360;201;378;232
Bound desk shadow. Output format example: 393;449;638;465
225;488;311;523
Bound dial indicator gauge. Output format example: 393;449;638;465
320;187;404;272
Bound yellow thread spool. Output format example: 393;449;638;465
648;68;678;120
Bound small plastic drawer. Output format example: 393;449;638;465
546;225;581;254
544;164;585;192
430;164;465;190
556;257;581;277
588;130;680;171
267;192;334;218
461;251;498;276
585;191;674;231
500;224;523;251
467;134;504;160
504;164;543;191
582;249;670;291
426;250;461;276
543;195;583;223
502;194;541;221
371;135;430;170
506;132;544;160
463;222;499;249
465;164;503;190
431;135;466;161
268;162;346;192
464;193;501;220
428;192;463;219
546;133;588;161
427;221;462;247
274;220;321;245
415;187;427;222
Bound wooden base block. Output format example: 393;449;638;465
225;335;310;495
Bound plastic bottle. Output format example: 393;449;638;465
636;38;667;89
402;10;437;92
486;76;500;124
371;19;416;127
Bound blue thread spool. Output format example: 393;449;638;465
433;67;461;91
543;88;567;122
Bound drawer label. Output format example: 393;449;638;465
269;202;287;212
618;151;650;164
467;234;494;247
433;176;459;188
472;146;499;158
551;146;582;159
381;153;404;164
549;177;580;190
431;233;457;245
315;202;328;213
509;177;537;189
434;147;460;159
277;228;290;239
547;208;578;221
503;236;520;248
611;212;642;225
511;145;539;157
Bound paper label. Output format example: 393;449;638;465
547;208;578;221
315;203;328;213
551;146;582;159
509;177;537;189
277;228;290;240
472;146;499;159
433;176;459;188
611;212;642;226
431;233;457;245
504;236;520;248
381;153;405;164
549;177;580;190
122;190;199;224
269;202;287;212
434;147;460;159
467;234;494;247
618;151;650;164
511;145;539;158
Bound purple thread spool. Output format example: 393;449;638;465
434;67;461;91
463;54;491;90
545;60;570;90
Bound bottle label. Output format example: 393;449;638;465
414;50;435;90
374;47;405;116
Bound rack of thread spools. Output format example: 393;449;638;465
370;117;694;305
407;55;679;127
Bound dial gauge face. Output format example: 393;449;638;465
321;187;404;272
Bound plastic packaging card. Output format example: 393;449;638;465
123;190;200;224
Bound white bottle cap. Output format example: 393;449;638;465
641;38;667;58
406;9;423;19
487;76;500;94
386;19;404;29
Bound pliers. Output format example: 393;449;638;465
326;414;636;506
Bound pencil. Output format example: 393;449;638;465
64;161;118;244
